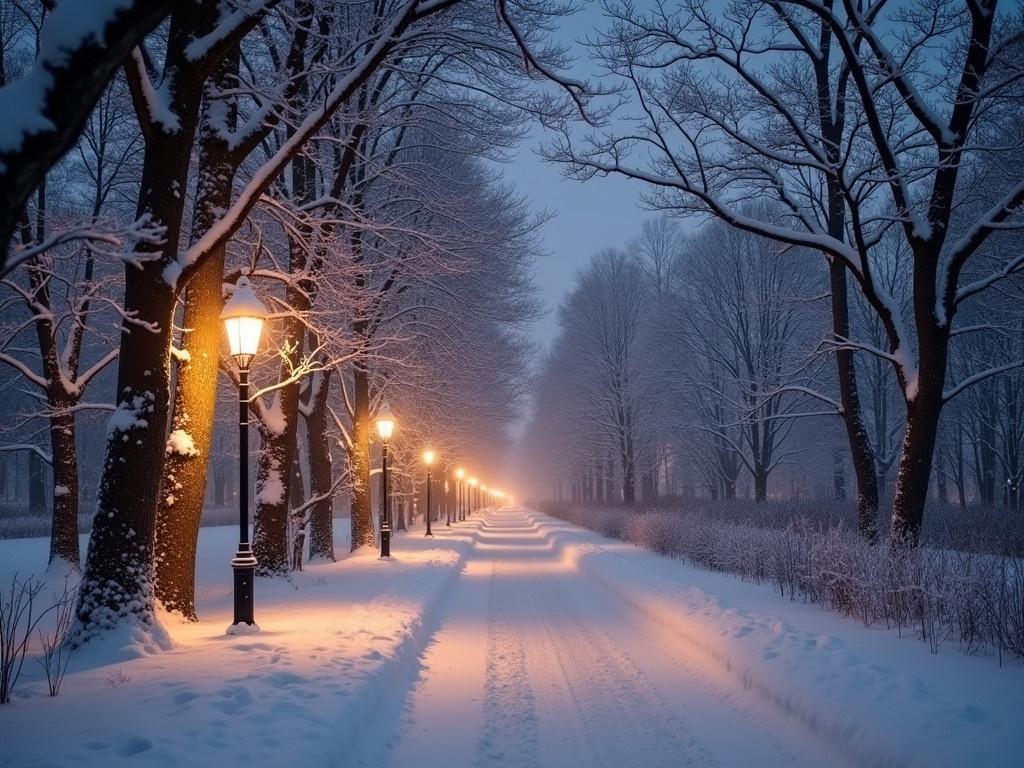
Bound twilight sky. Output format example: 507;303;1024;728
501;133;650;351
495;2;653;353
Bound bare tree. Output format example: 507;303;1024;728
555;0;1024;544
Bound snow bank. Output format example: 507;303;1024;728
0;520;474;767
530;511;1024;768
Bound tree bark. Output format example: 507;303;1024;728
830;262;880;541
753;469;768;502
152;43;240;620
890;323;949;546
28;450;45;515
153;249;225;617
48;408;79;568
306;370;335;561
348;366;377;549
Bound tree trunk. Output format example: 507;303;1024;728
73;276;176;641
832;449;846;501
253;146;315;576
890;326;949;546
935;448;948;504
28;450;46;515
253;415;295;577
153;250;224;618
753;469;768;501
349;366;376;549
154;45;240;619
73;4;217;642
48;408;79;569
290;448;306;509
306;370;335;561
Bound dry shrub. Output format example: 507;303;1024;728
542;501;1024;663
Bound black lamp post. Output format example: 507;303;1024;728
423;449;435;537
221;276;267;634
376;402;396;558
445;476;451;526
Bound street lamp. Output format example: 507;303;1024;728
455;467;465;521
481;484;488;509
221;276;267;634
423;449;435;537
444;475;451;526
376;402;396;558
469;477;478;515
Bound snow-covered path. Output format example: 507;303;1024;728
355;509;851;768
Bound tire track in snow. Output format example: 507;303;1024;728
528;575;718;768
475;562;542;768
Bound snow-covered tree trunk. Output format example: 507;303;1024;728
891;320;951;545
830;262;880;541
306;369;335;561
348;364;376;550
253;290;310;576
154;46;241;619
73;3;220;641
47;407;79;568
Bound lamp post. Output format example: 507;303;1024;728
444;475;451;526
480;484;487;510
469;477;478;515
376;402;396;558
221;276;267;634
455;467;465;521
423;449;435;537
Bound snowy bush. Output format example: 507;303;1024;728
544;502;1024;662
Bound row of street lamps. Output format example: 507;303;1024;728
220;276;508;633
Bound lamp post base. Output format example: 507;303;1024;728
228;547;258;634
381;525;391;558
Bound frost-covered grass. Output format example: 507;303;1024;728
543;501;1024;662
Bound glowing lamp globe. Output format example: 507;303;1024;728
469;477;478;488
376;402;396;442
455;467;465;480
423;449;435;466
221;276;268;370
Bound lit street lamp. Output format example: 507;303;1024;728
469;477;478;515
376;402;396;558
221;276;267;634
423;449;435;537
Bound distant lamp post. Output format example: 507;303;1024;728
455;467;466;521
480;484;488;509
376;402;396;558
221;276;267;634
444;476;451;526
468;477;478;515
423;449;435;537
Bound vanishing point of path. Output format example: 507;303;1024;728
355;509;854;768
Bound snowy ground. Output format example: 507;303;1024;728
2;509;1022;767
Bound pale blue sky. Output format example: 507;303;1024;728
499;2;652;352
503;134;649;350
